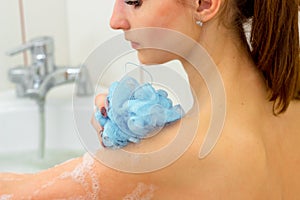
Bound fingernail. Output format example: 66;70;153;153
100;107;107;117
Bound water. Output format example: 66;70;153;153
37;98;46;159
0;149;84;173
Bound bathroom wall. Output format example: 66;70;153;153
0;0;115;93
0;0;22;92
23;0;70;66
66;0;116;66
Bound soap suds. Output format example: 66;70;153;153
123;182;157;200
0;194;13;200
32;153;100;199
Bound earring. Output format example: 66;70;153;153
196;20;203;27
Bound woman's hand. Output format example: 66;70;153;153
90;93;108;135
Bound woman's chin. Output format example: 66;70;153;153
137;49;177;65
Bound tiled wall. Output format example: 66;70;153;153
0;0;115;93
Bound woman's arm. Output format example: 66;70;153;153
0;156;92;199
0;153;163;199
0;136;267;199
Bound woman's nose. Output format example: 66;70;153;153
110;1;130;30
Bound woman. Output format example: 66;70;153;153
1;0;299;199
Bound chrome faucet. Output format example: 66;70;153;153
7;36;93;100
6;36;93;159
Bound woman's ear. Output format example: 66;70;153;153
194;0;222;23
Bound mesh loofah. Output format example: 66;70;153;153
95;76;184;148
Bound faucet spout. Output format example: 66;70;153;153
7;36;93;100
25;66;93;100
6;36;93;159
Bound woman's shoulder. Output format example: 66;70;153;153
187;121;270;198
149;115;271;198
83;101;300;199
88;115;269;199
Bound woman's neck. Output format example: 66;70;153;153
180;24;268;115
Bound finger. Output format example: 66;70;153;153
91;93;108;132
95;93;108;109
92;93;109;147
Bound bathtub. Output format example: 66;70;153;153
0;84;88;173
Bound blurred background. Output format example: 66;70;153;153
0;0;118;172
0;0;116;93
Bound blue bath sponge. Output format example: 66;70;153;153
95;76;184;148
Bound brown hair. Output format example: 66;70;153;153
227;0;300;114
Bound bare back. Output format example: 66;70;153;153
265;100;300;199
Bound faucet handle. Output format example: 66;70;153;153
6;42;32;56
6;36;54;56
